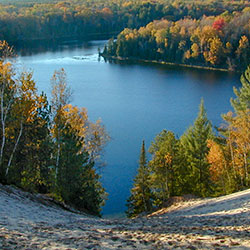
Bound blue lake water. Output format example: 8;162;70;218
17;40;241;216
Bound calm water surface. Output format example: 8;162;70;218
17;40;241;216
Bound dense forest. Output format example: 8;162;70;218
0;41;109;216
0;0;248;44
102;8;250;71
127;65;250;217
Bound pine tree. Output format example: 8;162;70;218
149;130;179;206
75;160;105;216
56;123;87;205
181;99;214;197
126;140;152;218
231;65;250;113
56;121;105;216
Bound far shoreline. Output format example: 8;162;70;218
101;54;241;74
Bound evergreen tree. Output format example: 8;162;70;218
149;130;179;206
56;119;105;216
126;140;152;218
181;99;214;197
231;65;250;113
75;161;105;216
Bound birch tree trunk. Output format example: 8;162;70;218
5;122;23;176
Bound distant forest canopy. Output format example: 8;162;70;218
0;0;249;44
102;8;250;71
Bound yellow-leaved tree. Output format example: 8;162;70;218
207;65;250;193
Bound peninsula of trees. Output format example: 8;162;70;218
102;7;250;71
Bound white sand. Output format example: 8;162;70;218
0;184;249;249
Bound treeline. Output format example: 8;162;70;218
0;42;109;216
0;0;248;43
127;65;250;217
103;8;250;71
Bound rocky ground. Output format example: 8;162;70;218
0;184;249;250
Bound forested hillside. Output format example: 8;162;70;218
0;42;109;216
127;65;250;217
0;0;248;43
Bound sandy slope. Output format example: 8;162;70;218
0;184;249;249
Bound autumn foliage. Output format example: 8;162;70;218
0;44;109;215
212;17;225;31
128;65;250;216
103;8;250;71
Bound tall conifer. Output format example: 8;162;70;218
181;99;214;197
126;140;152;217
149;130;179;206
231;65;250;113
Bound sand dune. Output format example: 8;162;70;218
0;184;249;249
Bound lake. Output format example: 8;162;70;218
17;40;241;216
